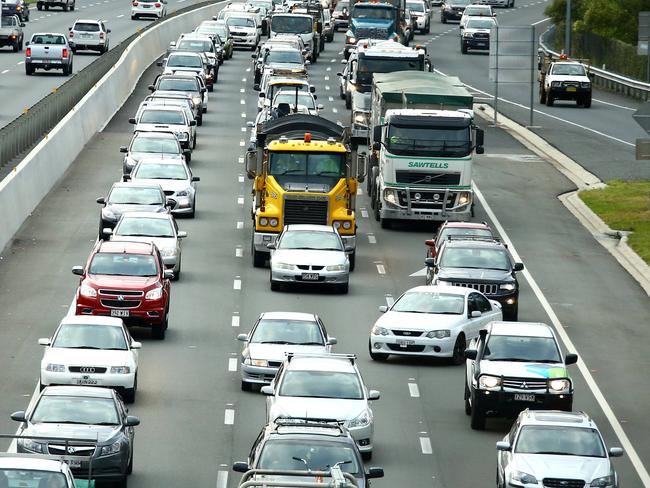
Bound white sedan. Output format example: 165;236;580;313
39;316;141;402
369;285;502;364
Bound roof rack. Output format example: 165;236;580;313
446;235;502;243
286;352;356;363
273;417;345;431
237;466;359;488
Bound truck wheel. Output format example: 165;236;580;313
545;94;553;107
539;88;546;104
367;154;378;194
583;94;592;108
345;91;351;109
441;14;446;23
252;236;266;267
70;1;75;10
470;397;485;430
62;2;68;11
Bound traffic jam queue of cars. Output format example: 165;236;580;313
2;1;626;488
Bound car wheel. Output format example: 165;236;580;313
44;4;49;9
70;1;75;10
461;42;468;54
152;314;167;340
345;91;351;109
13;41;20;52
123;375;137;403
539;87;546;104
62;2;68;11
470;396;485;430
583;94;592;108
545;94;553;107
126;449;134;475
197;114;203;126
39;381;46;392
361;451;372;461
241;381;253;392
270;279;280;291
464;380;471;415
338;282;349;294
504;305;518;321
380;217;392;229
368;340;389;361
116;476;127;488
441;14;446;23
37;3;43;10
450;333;466;365
348;251;355;272
131;15;136;19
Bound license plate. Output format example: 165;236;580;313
64;460;81;468
566;87;577;92
301;273;319;281
514;393;535;402
111;309;130;317
397;339;415;347
76;379;98;385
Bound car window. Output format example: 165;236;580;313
31;34;66;45
228;16;255;27
266;49;303;64
250;319;324;345
483;335;562;363
139;109;185;125
551;64;586;76
474;293;491;313
89;253;158;277
279;370;363;399
440;247;511;271
274;93;315;109
52;324;128;350
1;470;68;488
278;230;343;251
116;216;175;238
73;22;101;32
133;163;188;180
258;440;359;473
167;54;203;68
1;16;17;27
31;396;120;425
392;291;464;314
108;187;164;205
131;136;180;154
406;2;424;11
514;426;606;457
157;78;200;92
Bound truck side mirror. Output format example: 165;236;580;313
372;125;382;143
356;153;367;182
245;150;258;179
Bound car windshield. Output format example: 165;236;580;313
334;1;348;11
89;253;158;277
440;247;511;271
116;216;175;238
167;54;203;68
351;5;393;19
266;49;304;64
74;22;100;32
227;16;255;27
177;39;213;52
251;319;324;345
464;6;490;15
271;15;312;34
52;324;127;350
133;163;188;180
0;16;16;26
387;124;471;157
213;25;229;38
466;18;496;29
31;395;119;425
131;137;180;154
258;440;359;473
195;25;220;36
157;78;199;92
483;335;562;362
1;470;68;488
31;34;66;45
438;227;493;242
107;187;164;205
269;152;345;178
392;291;464;314
551;63;586;76
406;2;424;11
274;93;315;109
279;231;343;251
515;426;606;457
279;371;363;399
139;109;185;125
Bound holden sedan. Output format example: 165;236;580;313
369;285;502;364
38;316;141;402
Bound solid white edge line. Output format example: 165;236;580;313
228;358;238;372
224;409;235;425
473;181;650;486
216;470;228;488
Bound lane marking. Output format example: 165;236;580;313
228;358;238;372
239;140;245;147
324;75;329;81
332;107;338;113
17;61;24;65
237;196;245;205
238;156;244;164
235;247;243;257
241;127;246;132
1;70;9;74
238;175;245;183
325;85;330;90
326;67;331;71
328;96;334;102
242;78;246;82
240;99;245;105
241;112;246;117
360;208;368;218
240;88;245;93
357;187;363;195
116;13;124;17
216;471;228;488
233;277;242;290
236;221;244;229
419;437;432;455
224;409;235;425
385;294;394;307
367;233;376;244
231;315;240;327
408;383;420;397
473;182;650;486
375;263;386;275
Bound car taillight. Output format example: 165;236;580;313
99;32;104;39
16;5;22;10
155;3;161;6
62;48;68;58
132;1;138;5
25;47;31;57
69;31;74;37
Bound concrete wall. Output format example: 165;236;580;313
0;2;221;253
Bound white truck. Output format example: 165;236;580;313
367;71;483;228
538;53;592;108
270;13;318;62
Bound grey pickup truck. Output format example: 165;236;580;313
25;33;74;75
0;14;24;51
36;0;75;11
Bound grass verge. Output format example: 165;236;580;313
579;180;650;265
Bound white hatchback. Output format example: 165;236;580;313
39;316;141;402
131;0;168;19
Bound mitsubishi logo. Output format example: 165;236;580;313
521;382;528;389
67;446;76;454
117;295;125;301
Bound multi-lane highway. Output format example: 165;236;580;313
1;3;650;488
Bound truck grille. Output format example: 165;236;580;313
100;299;142;309
355;27;388;39
99;289;144;297
397;190;456;209
542;479;585;488
449;282;498;295
284;197;328;225
502;377;548;389
392;330;423;337
68;366;107;374
48;445;96;457
395;171;461;185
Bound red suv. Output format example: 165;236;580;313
72;241;172;339
425;221;496;259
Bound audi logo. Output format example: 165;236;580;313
79;367;96;374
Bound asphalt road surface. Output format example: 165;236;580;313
0;10;649;488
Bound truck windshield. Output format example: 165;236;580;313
271;15;313;33
387;124;471;157
269;152;345;177
351;5;394;19
357;57;423;85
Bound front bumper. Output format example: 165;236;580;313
41;370;136;389
232;34;257;46
347;423;373;452
270;267;349;285
241;363;280;385
168;195;195;215
442;9;463;20
381;205;471;222
370;333;455;357
76;301;166;327
474;389;573;415
333;18;349;28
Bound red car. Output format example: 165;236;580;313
425;221;496;259
72;240;172;340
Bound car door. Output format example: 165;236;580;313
466;293;484;340
473;292;497;328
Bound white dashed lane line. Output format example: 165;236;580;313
408;382;420;398
367;233;376;244
224;408;235;425
375;262;386;275
236;221;244;229
419;437;433;455
233;277;242;290
237;196;244;205
235;246;243;257
228;358;238;372
360;207;368;218
1;70;9;74
385;294;394;306
231;314;240;327
217;471;228;488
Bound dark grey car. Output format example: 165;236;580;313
96;182;169;239
12;386;139;487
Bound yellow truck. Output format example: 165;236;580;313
246;114;366;269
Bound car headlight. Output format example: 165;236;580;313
551;81;561;87
346;36;356;44
145;287;163;300
549;378;571;393
590;475;615;487
580;81;591;88
426;330;450;339
458;191;471;206
176;189;191;197
80;284;97;298
160;248;176;257
371;326;389;336
463;32;473;37
21;439;46;453
110;366;131;374
100;439;122;456
102;208;116;220
347;409;371;428
46;363;66;373
326;264;347;271
175;131;189;141
436;280;452;286
192;96;202;106
499;283;516;291
510;471;537;485
383;188;399;206
478;374;502;390
274;262;295;270
244;358;269;367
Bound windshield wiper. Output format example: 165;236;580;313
94;422;120;426
301;342;325;345
64;345;102;349
259;340;292;344
320;247;344;251
530;451;575;456
38;420;87;424
485;357;531;362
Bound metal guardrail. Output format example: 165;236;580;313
0;0;214;169
539;26;650;101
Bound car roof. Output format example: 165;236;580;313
59;316;124;327
141;105;185;113
519;410;596;429
260;311;318;321
73;19;102;24
111;181;164;190
97;240;156;255
285;224;336;233
136;157;186;166
441;221;491;230
404;285;471;297
179;34;213;41
168;50;203;57
286;355;356;373
443;238;504;250
42;385;114;398
134;131;178;139
489;321;554;338
0;457;68;472
118;211;174;221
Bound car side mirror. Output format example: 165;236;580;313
470;310;482;318
305;59;311;65
608;447;624;457
464;348;477;360
368;389;380;400
107;29;112;33
20;22;25;27
258;92;265;99
25;41;29;46
496;441;511;452
183;149;192;157
565;353;578;365
128;117;136;124
266;242;276;250
317;103;324;110
96;197;106;204
378;305;388;313
38;338;51;346
327;337;337;345
344;245;354;252
367;468;384;479
253;84;260;91
72;265;84;276
10;411;26;422
424;239;435;247
125;415;140;427
310;85;315;93
260;385;273;396
163;270;174;280
232;462;249;473
190;120;197;126
156;61;163;67
424;257;435;267
131;341;142;350
177;231;188;239
148;84;155;92
102;228;113;237
119;146;128;153
237;333;248;342
513;262;524;272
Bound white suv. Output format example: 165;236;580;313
68;19;110;54
496;410;624;488
129;105;197;150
